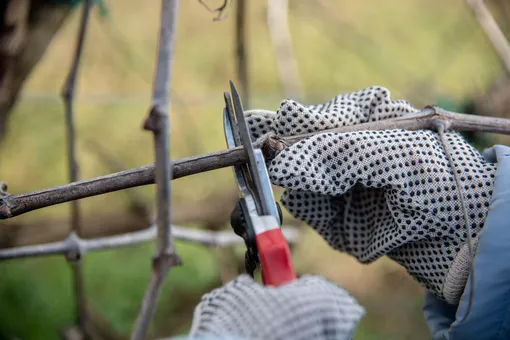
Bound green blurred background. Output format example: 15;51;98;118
0;0;509;339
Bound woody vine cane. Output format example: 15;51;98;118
1;108;510;221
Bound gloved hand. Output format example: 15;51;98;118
245;86;497;304
188;275;365;340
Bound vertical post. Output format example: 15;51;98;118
130;1;182;339
61;0;93;337
235;0;249;108
267;0;304;101
466;0;510;75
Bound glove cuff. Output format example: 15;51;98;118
443;235;480;304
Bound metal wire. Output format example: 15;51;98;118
0;224;302;261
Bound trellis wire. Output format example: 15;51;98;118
0;224;301;261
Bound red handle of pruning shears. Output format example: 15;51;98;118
256;228;297;286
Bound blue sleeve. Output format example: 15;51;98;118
425;145;510;340
423;291;458;339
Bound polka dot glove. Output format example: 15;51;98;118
189;275;365;340
245;86;497;304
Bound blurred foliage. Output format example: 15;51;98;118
0;241;221;339
0;0;506;339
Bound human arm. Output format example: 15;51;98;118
423;144;510;340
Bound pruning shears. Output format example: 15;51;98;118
223;81;297;287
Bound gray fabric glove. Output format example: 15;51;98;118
245;86;497;304
188;275;365;340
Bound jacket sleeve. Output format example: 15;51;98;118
424;144;510;340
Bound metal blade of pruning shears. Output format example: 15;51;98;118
224;81;297;286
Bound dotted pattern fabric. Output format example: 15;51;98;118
189;275;365;340
245;86;416;143
245;86;497;302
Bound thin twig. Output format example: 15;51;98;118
0;224;301;260
465;0;510;75
198;0;230;21
131;1;181;339
267;0;304;101
61;0;93;335
1;109;510;220
235;0;249;108
436;122;475;323
62;0;91;238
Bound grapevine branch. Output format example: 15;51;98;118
267;0;304;101
235;0;249;108
61;0;93;336
130;1;181;339
1;107;510;220
465;0;510;75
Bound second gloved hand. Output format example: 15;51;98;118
188;275;365;340
245;87;497;304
